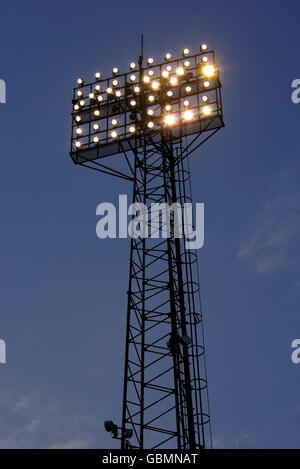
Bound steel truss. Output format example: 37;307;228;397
121;132;211;449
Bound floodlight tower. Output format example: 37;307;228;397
69;39;224;449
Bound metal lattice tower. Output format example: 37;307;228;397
69;38;224;449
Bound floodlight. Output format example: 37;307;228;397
93;123;100;130
112;67;119;74
203;80;210;88
147;109;154;115
130;62;136;69
76;128;83;135
182;48;190;56
112;79;119;86
111;130;118;138
151;81;159;90
143;75;150;83
95;84;101;91
106;87;113;94
77;78;84;86
147;121;154;128
93;136;100;143
200;43;208;51
170;77;178;86
185;86;192;93
183;110;193;121
130;74;136;81
77;90;83;97
111;118;118;126
147;57;154;64
130;99;137;106
202;105;212;116
75;140;81;148
95;72;101;80
203;65;215;77
164;114;175;126
129;126;136;133
176;67;184;76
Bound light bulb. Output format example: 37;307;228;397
95;72;101;80
202;105;212;116
164;114;175;126
130;62;136;69
75;140;81;148
111;130;118;138
165;52;172;60
203;65;215;77
93;136;100;143
183;110;193;121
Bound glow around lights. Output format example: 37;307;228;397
203;65;215;77
143;76;150;84
164;114;175;126
151;81;159;90
202;105;212;116
183;110;193;121
176;67;184;76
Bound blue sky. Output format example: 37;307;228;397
0;0;300;448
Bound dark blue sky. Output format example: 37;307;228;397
0;0;300;448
